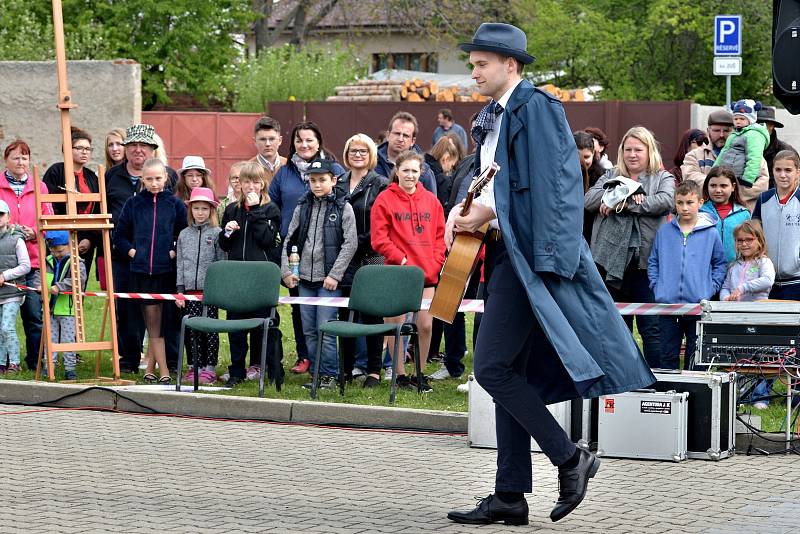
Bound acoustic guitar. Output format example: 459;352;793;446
429;162;499;323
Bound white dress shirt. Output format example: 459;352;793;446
474;79;523;229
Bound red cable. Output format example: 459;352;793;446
0;405;467;436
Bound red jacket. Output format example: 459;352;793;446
371;182;445;286
0;173;54;269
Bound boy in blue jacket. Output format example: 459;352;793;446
648;181;727;369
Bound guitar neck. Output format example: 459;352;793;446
460;192;476;216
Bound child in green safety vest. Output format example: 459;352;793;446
43;231;87;380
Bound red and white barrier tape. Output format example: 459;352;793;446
5;282;701;315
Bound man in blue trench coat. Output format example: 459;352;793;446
445;23;656;526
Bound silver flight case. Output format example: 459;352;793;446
651;371;736;460
467;375;571;452
597;390;689;462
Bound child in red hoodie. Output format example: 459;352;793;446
371;150;445;391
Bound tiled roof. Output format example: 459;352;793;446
267;0;483;32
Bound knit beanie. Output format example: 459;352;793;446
730;99;762;126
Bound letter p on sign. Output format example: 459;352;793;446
714;15;742;56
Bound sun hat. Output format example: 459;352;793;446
459;23;536;65
186;187;219;208
178;155;211;176
122;124;159;147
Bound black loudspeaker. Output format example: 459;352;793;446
773;0;800;113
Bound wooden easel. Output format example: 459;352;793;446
32;0;124;383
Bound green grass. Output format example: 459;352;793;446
3;278;470;412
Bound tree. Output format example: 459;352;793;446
0;0;255;109
514;0;774;105
232;43;366;112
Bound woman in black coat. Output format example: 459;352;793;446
334;134;389;386
43;127;101;275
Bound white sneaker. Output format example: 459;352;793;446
456;382;469;393
383;367;393;381
430;367;454;380
753;401;769;410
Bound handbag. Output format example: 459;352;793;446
601;177;646;212
360;253;384;266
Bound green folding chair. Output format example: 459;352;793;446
176;260;282;397
309;265;425;403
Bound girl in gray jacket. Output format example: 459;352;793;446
175;187;226;384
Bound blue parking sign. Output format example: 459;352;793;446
714;15;742;56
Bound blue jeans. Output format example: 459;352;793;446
299;281;341;377
0;300;21;366
604;263;661;367
21;269;43;370
659;316;699;370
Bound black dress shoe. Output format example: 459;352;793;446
447;494;529;525
550;449;600;522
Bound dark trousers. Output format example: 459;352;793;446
227;309;281;379
604;261;661;367
21;269;43;370
339;286;383;376
288;285;309;360
473;241;576;493
429;259;482;377
443;265;482;377
163;293;181;371
112;259;146;372
659;316;699;370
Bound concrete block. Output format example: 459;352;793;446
0;60;141;171
289;399;467;433
113;389;294;422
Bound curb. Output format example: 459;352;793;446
0;381;468;434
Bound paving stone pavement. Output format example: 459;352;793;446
0;403;798;534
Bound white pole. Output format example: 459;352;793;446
725;75;732;109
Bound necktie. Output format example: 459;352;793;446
471;101;504;146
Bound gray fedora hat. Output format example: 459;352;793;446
757;106;784;128
459;23;536;65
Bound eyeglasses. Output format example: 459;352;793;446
72;146;93;153
736;237;755;244
348;149;369;156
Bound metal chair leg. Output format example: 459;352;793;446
258;320;270;398
271;320;282;392
338;335;346;397
310;333;324;399
389;325;402;404
411;328;422;394
191;333;200;391
175;316;188;392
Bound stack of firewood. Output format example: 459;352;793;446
538;84;586;102
326;79;490;103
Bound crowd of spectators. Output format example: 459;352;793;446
0;101;797;401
